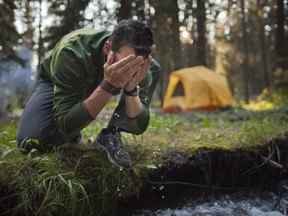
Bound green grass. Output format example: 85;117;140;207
0;107;288;215
0;121;133;216
121;108;288;169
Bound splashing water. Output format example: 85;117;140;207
133;191;288;216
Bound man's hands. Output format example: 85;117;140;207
125;56;151;92
123;56;151;118
103;52;146;89
85;52;151;119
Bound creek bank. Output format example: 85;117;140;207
119;132;288;213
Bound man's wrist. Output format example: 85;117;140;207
84;84;114;119
124;85;139;96
100;80;121;96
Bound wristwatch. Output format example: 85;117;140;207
100;80;121;96
124;85;140;96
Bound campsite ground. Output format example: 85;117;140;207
0;99;288;215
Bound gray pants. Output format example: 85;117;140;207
16;80;71;151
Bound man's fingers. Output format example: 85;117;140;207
106;52;116;65
121;56;144;72
116;56;144;75
133;60;150;83
111;55;136;70
107;55;146;87
128;66;144;83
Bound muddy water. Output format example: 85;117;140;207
132;191;288;216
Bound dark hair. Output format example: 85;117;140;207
110;19;153;58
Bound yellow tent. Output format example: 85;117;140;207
162;66;234;112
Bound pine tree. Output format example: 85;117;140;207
275;0;288;69
0;0;20;59
45;0;91;49
117;0;132;21
240;0;250;102
19;0;34;49
149;0;182;102
116;0;147;22
132;0;146;21
195;0;207;66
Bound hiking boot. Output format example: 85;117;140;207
17;137;42;153
95;128;132;169
18;134;82;153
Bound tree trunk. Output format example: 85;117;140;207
45;0;90;49
275;0;285;68
0;0;19;59
117;0;132;21
240;0;250;103
23;0;34;49
149;0;182;103
195;0;207;66
37;0;44;69
257;0;271;93
133;0;145;21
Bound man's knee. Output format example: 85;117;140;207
16;79;63;151
16;124;67;152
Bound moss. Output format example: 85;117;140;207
0;108;288;215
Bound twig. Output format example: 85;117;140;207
146;178;250;191
260;155;284;169
241;147;275;175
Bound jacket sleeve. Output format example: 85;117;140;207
51;49;93;138
108;59;161;135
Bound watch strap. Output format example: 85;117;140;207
124;85;139;96
100;80;121;96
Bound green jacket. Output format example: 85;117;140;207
38;28;160;139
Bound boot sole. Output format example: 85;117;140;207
94;140;126;169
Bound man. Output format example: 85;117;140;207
16;20;160;168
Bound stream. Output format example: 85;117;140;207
131;189;288;216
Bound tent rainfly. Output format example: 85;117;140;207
162;66;234;112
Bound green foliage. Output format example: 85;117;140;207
259;88;288;107
148;112;182;132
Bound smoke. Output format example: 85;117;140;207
0;46;35;116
